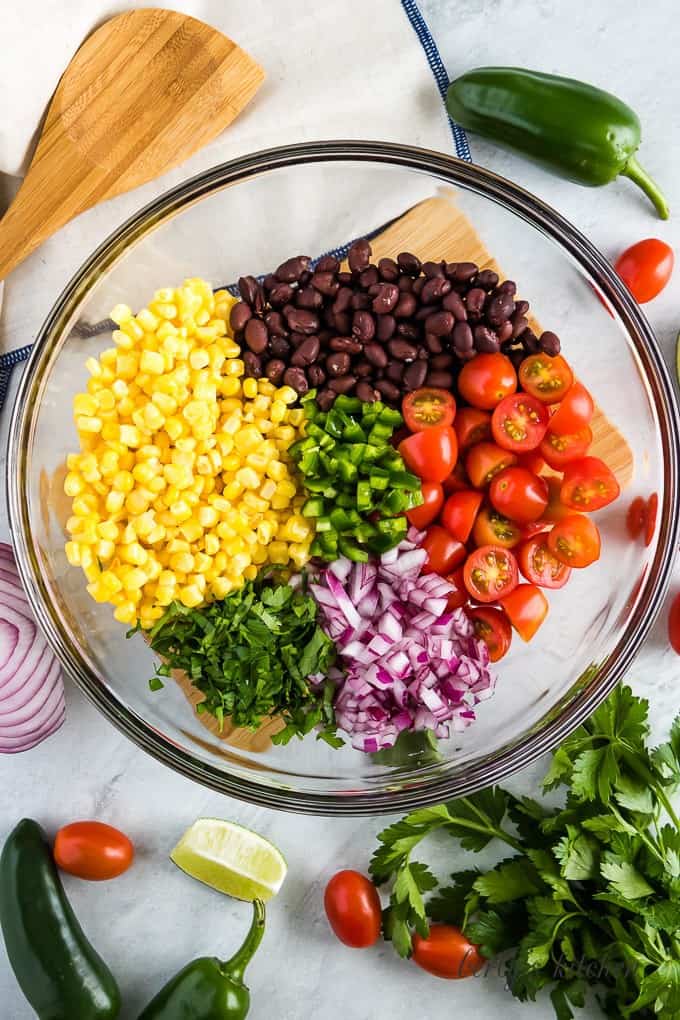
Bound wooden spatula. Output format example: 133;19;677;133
0;8;264;281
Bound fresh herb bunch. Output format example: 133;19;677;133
144;578;341;746
370;685;680;1019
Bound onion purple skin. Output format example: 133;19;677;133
0;542;65;753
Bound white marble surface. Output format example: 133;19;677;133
2;1;680;1017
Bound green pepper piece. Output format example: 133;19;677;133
299;449;320;475
347;444;367;465
376;516;408;539
301;497;325;518
369;469;390;490
336;491;355;509
338;538;370;562
356;480;373;511
138;899;265;1020
333;395;362;414
337;457;358;484
319;532;339;558
379;489;410;515
388;470;422;491
367;531;401;554
330;507;354;531
315;515;333;533
323;411;345;440
378;406;404;427
342;420;367;444
367;423;393;446
446;67;669;219
354;521;378;543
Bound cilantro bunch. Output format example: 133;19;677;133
370;686;680;1019
145;579;341;746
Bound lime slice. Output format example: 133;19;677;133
171;818;287;902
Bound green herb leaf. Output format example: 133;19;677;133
474;858;543;904
554;825;600;880
600;854;655;899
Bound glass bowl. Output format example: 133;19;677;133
8;141;680;815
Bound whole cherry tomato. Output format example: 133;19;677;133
491;393;550;452
465;442;517;489
518;536;571;589
468;606;513;662
541;477;573;524
560;457;620;512
519;354;574;404
549;382;594;436
463;545;519;603
500;583;549;641
407;482;444;530
402;388;456;431
440;490;483;543
669;593;680;655
472;506;523;549
458;353;517;410
615;238;674;303
540;426;592;471
548;515;601;568
421;525;467;575
445;567;468;611
520;521;549;541
324;870;382;948
454;407;491;451
53;821;134;881
412;924;485;980
399;426;458;483
489;467;549;524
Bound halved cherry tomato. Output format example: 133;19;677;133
412;924;485;980
407;482;444;530
445;567;468;611
540;426;592;470
541;477;573;524
465;442;517;488
441;490;483;543
491;393;550;452
324;870;382;948
615;238;674;304
548;382;594;436
421;525;467;575
626;496;646;540
519;353;573;404
500;584;549;641
402;388;456;432
518;536;571;589
517;450;546;475
468;606;512;662
472;506;523;549
560;456;620;512
458;353;517;410
463;545;519;603
548;515;601;568
520;520;549;541
399;426;458;483
669;592;680;655
53;821;134;881
454;407;491;451
645;492;658;547
443;461;470;495
489;467;549;524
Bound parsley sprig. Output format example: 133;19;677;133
370;685;680;1019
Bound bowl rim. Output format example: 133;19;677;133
7;139;680;815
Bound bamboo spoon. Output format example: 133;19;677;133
0;8;264;280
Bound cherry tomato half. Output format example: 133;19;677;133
468;606;513;662
519;353;574;404
500;584;549;642
517;450;546;475
399;426;458;483
491;393;550;453
324;870;382;948
626;492;658;546
440;490;483;543
518;536;571;589
548;382;594;436
548;515;601;568
520;520;549;542
489;467;549;524
402;388;456;432
445;566;468;612
407;482;444;530
465;442;517;489
645;492;658;547
540;426;592;471
669;592;680;656
560;457;620;512
615;238;674;304
53;821;134;881
454;407;491;451
463;545;519;603
458;353;517;410
442;461;470;495
412;925;486;980
541;477;573;524
473;506;523;549
421;525;467;575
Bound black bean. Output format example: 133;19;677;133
486;291;515;326
348;239;372;273
511;313;529;339
397;252;421;276
291;336;320;366
337;271;353;285
465;287;487;318
317;388;336;411
508;349;526;370
442;291;467;321
372;283;400;314
359;266;380;289
310;271;339;297
398;275;414;292
269;283;295;308
289;332;306;348
238;275;260;306
497;320;514;343
263;273;278;292
421;276;451;304
522;329;541;353
452;262;478;282
453;321;474;352
424;332;443;354
443;262;458;278
352;310;376;342
354;361;373;378
356;381;379;402
299;270;312;286
333;312;351;335
329;374;357;394
283;367;309;394
393;292;417;319
431;353;454;370
368;284;382;298
378;257;400;282
422;260;445;278
364;343;388;368
351;292;371;311
458;349;477;363
285;307;319;334
386;362;404;384
474;326;500;353
316;255;340;273
265;359;286;384
376;314;396;341
296;286;323;310
499;280;517;295
426;370;453;388
396;323;419;342
425;310;454;336
230;301;252;333
308;364;326;387
330;336;363;355
244;318;268;354
332;287;353;315
269;336;291;358
540;331;561;356
326;351;352;377
403;360;428;390
265;311;288;337
376;379;401;402
476;269;499;290
275;256;311;283
388;338;418;362
514;299;530;317
243;351;262;376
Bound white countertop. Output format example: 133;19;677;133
2;2;679;1017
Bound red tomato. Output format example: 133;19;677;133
548;515;601;568
541;477;573;524
458;353;517;410
491;393;550;452
324;870;382;948
626;496;646;540
443;461;470;495
53;821;134;881
518;536;571;589
540;426;592;470
472;506;523;549
489;467;549;524
669;592;680;655
560;457;620;512
399;426;458;483
402;388;456;432
500;584;549;641
421;525;467;575
645;492;658;547
468;606;512;662
549;382;594;436
519;354;574;404
463;545;519;603
454;407;491;451
407;482;444;530
445;567;468;611
615;238;674;303
440;490;483;543
517;450;546;475
520;521;548;541
465;442;517;488
412;925;485;980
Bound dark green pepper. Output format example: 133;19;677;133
0;818;121;1020
138;899;265;1020
446;67;669;219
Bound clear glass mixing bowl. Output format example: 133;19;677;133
8;142;680;814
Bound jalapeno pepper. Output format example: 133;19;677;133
446;67;669;219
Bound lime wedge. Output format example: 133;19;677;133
170;818;287;902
